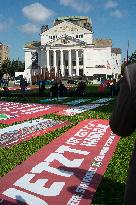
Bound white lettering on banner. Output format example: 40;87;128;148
67;170;97;205
75;171;96;193
94;155;104;162
31;162;74;177
65;137;82;145
105;133;115;147
31;146;88;177
65;123;109;147
83;170;96;183
44;153;84;167
56;145;90;155
91;161;102;168
83;123;95;129
75;187;85;194
14;174;65;196
24;108;49;114
74;129;90;138
73;125;94;139
67;132;117;205
3;188;48;205
92;134;115;165
100;147;109;156
78;182;89;190
80;124;109;147
81;138;100;147
67;194;83;205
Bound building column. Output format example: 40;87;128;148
83;49;86;75
41;49;46;68
60;50;64;77
53;50;57;75
40;49;43;69
76;50;79;76
68;50;72;76
46;50;50;71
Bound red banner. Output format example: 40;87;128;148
0;119;120;205
0;101;67;124
0;118;70;147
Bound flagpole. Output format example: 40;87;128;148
126;40;129;65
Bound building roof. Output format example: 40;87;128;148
56;16;91;21
93;39;112;47
53;16;92;31
24;41;41;48
111;48;121;54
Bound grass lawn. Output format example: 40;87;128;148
0;94;135;204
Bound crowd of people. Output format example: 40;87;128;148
49;80;87;98
50;80;68;97
0;73;122;98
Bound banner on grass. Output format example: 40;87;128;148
0;87;31;91
91;97;113;104
57;98;112;116
64;98;90;106
0;101;67;124
0;118;70;147
40;97;68;103
0;119;120;205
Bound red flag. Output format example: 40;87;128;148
126;49;129;64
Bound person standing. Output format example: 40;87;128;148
39;81;45;96
109;63;136;205
75;81;86;97
20;75;27;96
50;81;58;97
58;81;67;97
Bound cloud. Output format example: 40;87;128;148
22;2;54;22
104;1;124;18
19;23;39;34
110;9;123;18
59;0;92;12
105;0;118;9
0;18;13;32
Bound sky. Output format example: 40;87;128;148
0;0;136;62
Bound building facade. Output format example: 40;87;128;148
0;42;8;68
24;16;121;83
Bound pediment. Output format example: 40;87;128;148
48;36;86;47
42;21;91;35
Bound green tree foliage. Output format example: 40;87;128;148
128;50;136;64
121;62;125;75
0;59;25;78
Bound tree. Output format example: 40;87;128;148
0;59;11;79
121;63;125;75
1;58;25;78
128;50;136;64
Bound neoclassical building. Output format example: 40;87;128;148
24;16;121;83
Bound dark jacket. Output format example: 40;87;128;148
109;63;136;136
110;63;136;205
